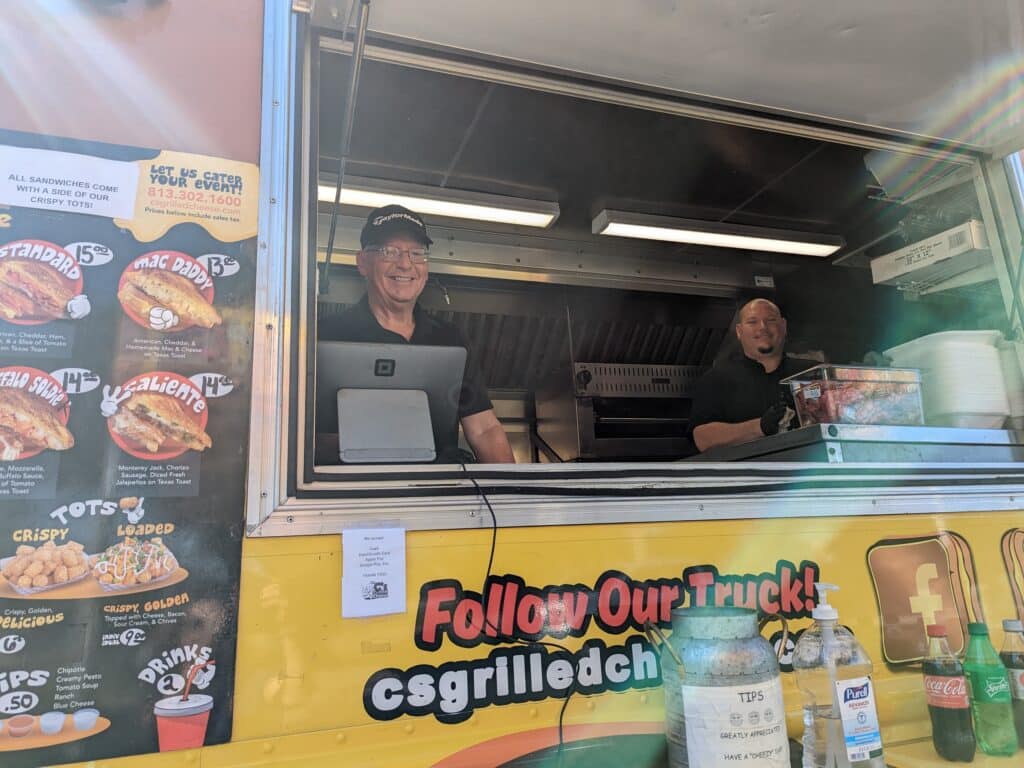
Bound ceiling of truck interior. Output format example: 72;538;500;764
319;52;979;267
317;54;986;386
316;0;1023;151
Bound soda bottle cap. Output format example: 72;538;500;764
1004;619;1024;633
926;624;947;637
812;583;839;621
967;622;988;635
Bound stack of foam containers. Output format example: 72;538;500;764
884;330;1010;428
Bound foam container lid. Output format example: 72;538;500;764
885;330;1009;421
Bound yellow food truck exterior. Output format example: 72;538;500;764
2;2;1024;768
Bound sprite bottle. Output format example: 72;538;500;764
962;622;1018;756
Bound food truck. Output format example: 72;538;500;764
2;1;1024;766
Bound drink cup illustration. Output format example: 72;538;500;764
154;659;215;751
154;694;213;751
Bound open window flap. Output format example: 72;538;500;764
315;0;1024;152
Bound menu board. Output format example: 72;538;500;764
0;129;256;765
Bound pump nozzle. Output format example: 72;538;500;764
812;583;840;621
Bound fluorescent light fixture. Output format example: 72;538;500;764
593;209;844;258
318;176;559;228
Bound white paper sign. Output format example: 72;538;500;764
0;145;138;220
342;528;406;618
681;679;790;767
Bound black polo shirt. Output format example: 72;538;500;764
689;354;818;431
317;296;493;461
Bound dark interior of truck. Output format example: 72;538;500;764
310;41;1008;465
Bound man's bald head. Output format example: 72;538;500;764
735;298;787;363
738;298;782;323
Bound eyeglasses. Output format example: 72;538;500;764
364;246;429;264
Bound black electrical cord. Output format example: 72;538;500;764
464;468;578;765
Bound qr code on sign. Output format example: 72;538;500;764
362;581;389;599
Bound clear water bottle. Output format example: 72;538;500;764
999;618;1024;745
793;584;885;768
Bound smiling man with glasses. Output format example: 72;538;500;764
318;204;515;464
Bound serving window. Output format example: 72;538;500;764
245;21;1024;533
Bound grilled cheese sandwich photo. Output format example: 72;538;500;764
0;385;74;461
108;390;212;456
0;257;79;323
117;264;222;332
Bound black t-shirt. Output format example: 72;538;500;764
689;354;818;431
317;296;493;461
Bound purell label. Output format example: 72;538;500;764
680;679;790;767
843;682;870;702
835;676;883;762
923;674;969;709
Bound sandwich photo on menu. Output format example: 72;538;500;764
0;371;75;461
117;252;222;332
0;240;89;324
108;392;212;455
104;372;212;460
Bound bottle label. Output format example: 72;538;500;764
680;679;790;767
967;671;1012;703
835;676;884;763
1009;669;1024;701
923;674;969;709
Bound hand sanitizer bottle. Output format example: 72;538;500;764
793;584;885;767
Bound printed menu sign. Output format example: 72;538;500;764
0;130;256;765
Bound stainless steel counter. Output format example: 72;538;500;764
689;424;1024;463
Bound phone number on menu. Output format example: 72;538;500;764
148;188;242;207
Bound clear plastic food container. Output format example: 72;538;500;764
780;364;924;427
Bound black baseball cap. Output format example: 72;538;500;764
359;204;433;248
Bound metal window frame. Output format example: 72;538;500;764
1005;152;1024;228
246;6;1024;537
318;34;988;159
981;145;1024;415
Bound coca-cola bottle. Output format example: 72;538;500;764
922;624;975;761
1000;619;1024;745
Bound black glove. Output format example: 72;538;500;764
760;402;789;436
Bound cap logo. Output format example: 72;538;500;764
372;212;422;228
